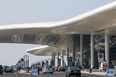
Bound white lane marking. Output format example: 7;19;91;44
14;72;18;77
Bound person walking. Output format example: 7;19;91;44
37;65;40;76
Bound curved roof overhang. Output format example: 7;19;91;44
26;46;58;56
0;2;115;55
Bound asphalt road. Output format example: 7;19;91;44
0;72;114;77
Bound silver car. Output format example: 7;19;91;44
42;66;53;74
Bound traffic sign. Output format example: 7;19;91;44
98;53;104;62
74;58;77;61
99;54;103;58
107;69;114;75
21;58;24;62
32;69;38;74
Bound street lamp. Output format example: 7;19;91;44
24;55;29;67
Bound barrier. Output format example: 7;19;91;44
32;69;38;75
106;69;114;75
25;69;28;73
114;69;116;76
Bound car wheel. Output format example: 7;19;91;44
1;72;3;75
79;74;81;77
50;72;53;74
42;71;44;74
76;74;81;77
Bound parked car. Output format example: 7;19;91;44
0;65;3;75
65;66;81;77
54;66;58;71
58;66;65;72
6;67;14;73
42;66;53;74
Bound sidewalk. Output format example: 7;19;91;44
18;70;31;75
18;70;41;76
81;70;107;76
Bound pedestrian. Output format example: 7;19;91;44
37;65;40;76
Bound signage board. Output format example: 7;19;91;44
32;69;38;74
107;69;114;75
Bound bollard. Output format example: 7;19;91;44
89;68;92;73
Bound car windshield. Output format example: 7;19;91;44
46;66;52;68
69;67;79;70
7;67;11;69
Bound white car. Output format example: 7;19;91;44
42;66;53;74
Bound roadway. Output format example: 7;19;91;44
0;72;113;77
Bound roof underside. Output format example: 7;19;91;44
0;2;116;55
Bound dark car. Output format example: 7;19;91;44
65;66;81;77
6;67;14;73
3;66;9;72
0;65;3;75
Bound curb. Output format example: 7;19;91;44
81;71;107;76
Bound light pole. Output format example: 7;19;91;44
27;55;29;67
23;56;25;69
25;55;29;67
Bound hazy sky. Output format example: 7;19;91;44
0;0;114;66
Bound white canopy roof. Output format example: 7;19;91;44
0;2;116;55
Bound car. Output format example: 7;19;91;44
52;66;55;71
6;67;14;73
3;66;9;72
65;66;81;77
58;66;65;72
54;66;58;71
39;66;42;70
42;66;53;74
0;65;3;75
11;66;17;72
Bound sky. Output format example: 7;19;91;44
0;0;115;66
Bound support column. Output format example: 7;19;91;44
80;34;83;66
72;35;75;63
66;47;69;66
57;52;59;67
27;56;29;67
91;34;94;68
23;56;25;69
61;51;64;66
52;53;54;60
53;53;55;66
52;53;55;66
105;33;109;67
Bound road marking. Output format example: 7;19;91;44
14;72;18;77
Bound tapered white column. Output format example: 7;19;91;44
91;34;94;68
66;47;69;66
61;51;64;66
51;53;55;66
53;53;55;66
72;35;75;63
80;34;83;66
105;33;109;67
57;52;59;67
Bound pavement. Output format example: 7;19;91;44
19;70;108;76
0;72;114;77
18;70;114;77
81;70;107;76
